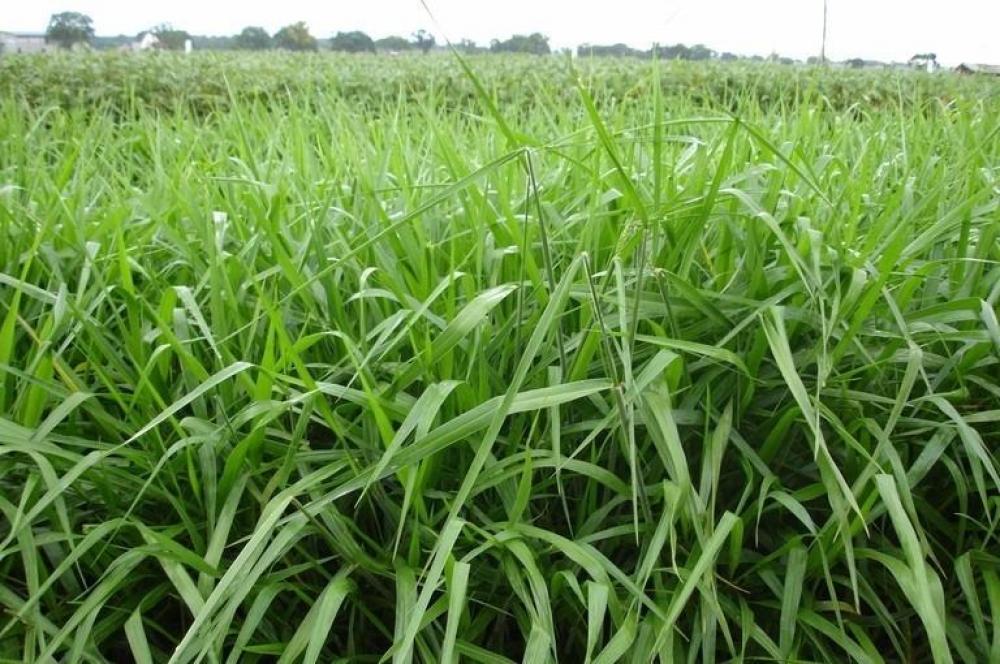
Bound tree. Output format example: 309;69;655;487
45;12;94;49
455;39;483;54
909;53;938;72
329;31;375;53
374;36;412;52
274;22;317;51
688;44;716;61
653;43;691;60
490;33;550;55
151;24;190;51
234;26;271;50
577;43;642;58
412;29;435;54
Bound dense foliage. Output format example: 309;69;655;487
490;33;551;55
233;27;272;52
329;31;377;54
151;24;192;52
1;52;999;663
2;51;998;115
44;12;95;50
273;22;318;52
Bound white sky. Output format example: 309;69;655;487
5;1;999;65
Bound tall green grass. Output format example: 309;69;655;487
0;52;998;662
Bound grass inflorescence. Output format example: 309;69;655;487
1;52;999;662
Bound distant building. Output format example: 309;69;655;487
908;54;938;72
120;32;160;52
955;63;1000;76
0;32;52;55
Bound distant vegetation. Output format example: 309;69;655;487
1;48;998;663
29;9;960;67
490;32;551;55
233;26;271;51
43;11;94;49
273;21;318;52
373;35;413;52
0;13;763;62
150;24;190;51
329;30;376;54
3;51;995;115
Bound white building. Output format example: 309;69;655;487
908;55;939;72
0;32;52;55
122;32;160;52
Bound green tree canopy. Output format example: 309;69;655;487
687;44;716;61
45;12;95;49
234;26;271;50
374;36;412;52
151;24;190;51
652;43;690;60
191;35;235;50
329;31;375;53
455;39;484;53
412;29;436;54
490;33;550;55
274;22;317;51
577;43;643;58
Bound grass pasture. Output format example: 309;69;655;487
1;52;999;662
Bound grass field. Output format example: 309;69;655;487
1;51;999;662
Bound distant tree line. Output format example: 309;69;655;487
49;14;193;52
41;15;788;61
40;14;723;60
577;42;744;62
43;11;559;56
490;33;550;55
40;10;946;68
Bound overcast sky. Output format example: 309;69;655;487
5;1;999;65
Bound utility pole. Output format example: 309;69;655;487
820;0;829;64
